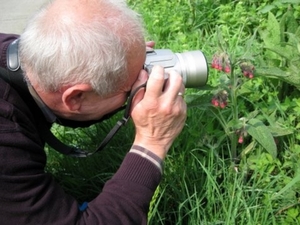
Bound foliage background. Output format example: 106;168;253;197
46;0;300;224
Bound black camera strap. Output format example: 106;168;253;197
82;83;145;157
3;39;146;157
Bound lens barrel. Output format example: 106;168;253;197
174;51;208;88
144;49;208;88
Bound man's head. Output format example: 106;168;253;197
19;0;146;121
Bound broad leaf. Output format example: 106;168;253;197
246;118;277;158
267;126;294;137
255;67;288;78
259;5;275;14
256;67;300;90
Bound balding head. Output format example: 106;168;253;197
19;0;145;96
44;0;133;39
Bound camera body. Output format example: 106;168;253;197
144;49;208;88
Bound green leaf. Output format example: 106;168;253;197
255;67;289;78
272;171;300;200
281;0;300;3
267;126;294;137
296;26;300;37
259;12;282;61
256;67;300;90
240;141;256;157
265;12;281;46
279;11;289;43
259;5;275;14
287;208;299;219
246;118;277;158
264;46;292;60
285;10;298;34
279;10;299;43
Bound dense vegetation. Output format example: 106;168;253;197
46;1;300;224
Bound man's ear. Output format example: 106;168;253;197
62;84;93;111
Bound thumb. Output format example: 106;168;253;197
130;86;145;113
130;70;148;112
131;69;148;91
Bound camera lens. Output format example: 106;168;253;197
174;51;208;88
144;49;208;88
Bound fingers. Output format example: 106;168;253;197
147;66;185;104
163;70;185;102
130;65;185;116
145;66;167;99
130;66;187;159
146;41;155;52
146;41;155;48
131;65;185;103
130;42;186;160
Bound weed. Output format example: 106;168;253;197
46;1;300;224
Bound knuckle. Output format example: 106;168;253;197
160;103;173;115
160;102;185;117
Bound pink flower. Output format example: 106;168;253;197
236;127;248;144
240;62;255;79
224;65;231;74
211;98;219;107
238;135;244;144
211;52;231;74
211;90;228;109
220;101;227;108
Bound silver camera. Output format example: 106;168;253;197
144;49;208;88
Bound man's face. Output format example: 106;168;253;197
77;42;147;121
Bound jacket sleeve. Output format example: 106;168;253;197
77;153;161;225
0;79;161;225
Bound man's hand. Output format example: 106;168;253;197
146;41;155;52
130;66;186;160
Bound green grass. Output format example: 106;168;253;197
46;1;300;224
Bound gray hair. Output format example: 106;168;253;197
19;0;145;96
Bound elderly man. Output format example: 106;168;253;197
0;0;186;224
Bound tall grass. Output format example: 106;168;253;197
46;0;300;224
147;108;293;224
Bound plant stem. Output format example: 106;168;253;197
230;63;239;163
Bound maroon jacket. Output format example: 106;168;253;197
0;33;161;224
